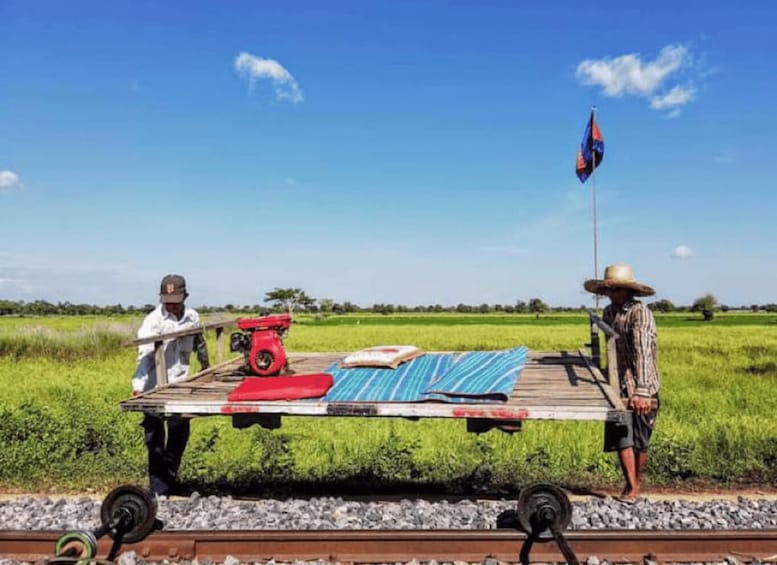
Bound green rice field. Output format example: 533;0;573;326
1;312;776;494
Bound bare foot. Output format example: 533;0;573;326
616;493;638;504
618;488;640;503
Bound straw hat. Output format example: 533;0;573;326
584;264;655;297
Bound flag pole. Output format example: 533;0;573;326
591;105;600;310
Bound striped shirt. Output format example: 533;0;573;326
603;299;660;398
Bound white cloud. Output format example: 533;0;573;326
650;84;696;109
234;52;303;103
577;45;687;96
665;108;682;119
672;245;693;259
576;44;699;116
0;170;20;193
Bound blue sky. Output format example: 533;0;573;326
1;0;776;308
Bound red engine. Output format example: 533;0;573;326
229;313;292;376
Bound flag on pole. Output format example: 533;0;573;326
575;111;604;183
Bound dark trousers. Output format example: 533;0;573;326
141;414;190;495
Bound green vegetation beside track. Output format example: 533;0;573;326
0;313;776;494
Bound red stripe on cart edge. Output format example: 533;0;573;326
221;405;262;414
452;408;529;420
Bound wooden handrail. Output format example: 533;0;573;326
587;310;619;339
588;319;601;369
587;311;621;392
125;319;239;387
604;331;620;391
123;319;239;347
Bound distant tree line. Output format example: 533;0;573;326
2;290;776;318
647;294;777;316
0;300;151;316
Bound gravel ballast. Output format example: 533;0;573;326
1;493;776;532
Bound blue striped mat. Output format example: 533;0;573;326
424;346;528;403
321;347;527;403
322;353;456;402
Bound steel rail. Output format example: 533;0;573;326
2;529;776;563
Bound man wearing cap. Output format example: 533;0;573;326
132;274;210;496
584;264;660;501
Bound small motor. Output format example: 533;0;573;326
229;314;292;376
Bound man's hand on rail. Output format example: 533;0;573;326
628;395;652;415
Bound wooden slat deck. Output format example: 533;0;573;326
120;349;627;424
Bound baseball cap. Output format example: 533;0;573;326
159;274;188;303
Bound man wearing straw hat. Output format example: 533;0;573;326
585;264;660;501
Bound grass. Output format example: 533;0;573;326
0;325;130;361
300;311;777;328
0;312;776;494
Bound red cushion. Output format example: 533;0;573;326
227;373;334;401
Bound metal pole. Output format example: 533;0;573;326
591;106;600;310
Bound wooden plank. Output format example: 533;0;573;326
124;319;239;347
579;348;625;411
511;388;605;398
122;398;620;422
512;384;598;392
154;341;167;387
120;349;626;422
605;336;619;390
513;398;609;405
588;318;601;368
128;357;243;400
511;390;602;399
588;311;619;339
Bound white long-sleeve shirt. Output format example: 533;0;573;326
131;304;202;393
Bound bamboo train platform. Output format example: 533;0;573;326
120;314;628;430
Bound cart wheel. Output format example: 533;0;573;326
515;482;572;541
47;561;114;565
54;529;97;561
253;350;275;372
100;485;158;544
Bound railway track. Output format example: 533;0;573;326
6;484;774;563
2;529;776;563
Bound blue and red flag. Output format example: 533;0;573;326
575;111;604;183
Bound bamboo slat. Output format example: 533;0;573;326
121;348;623;422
